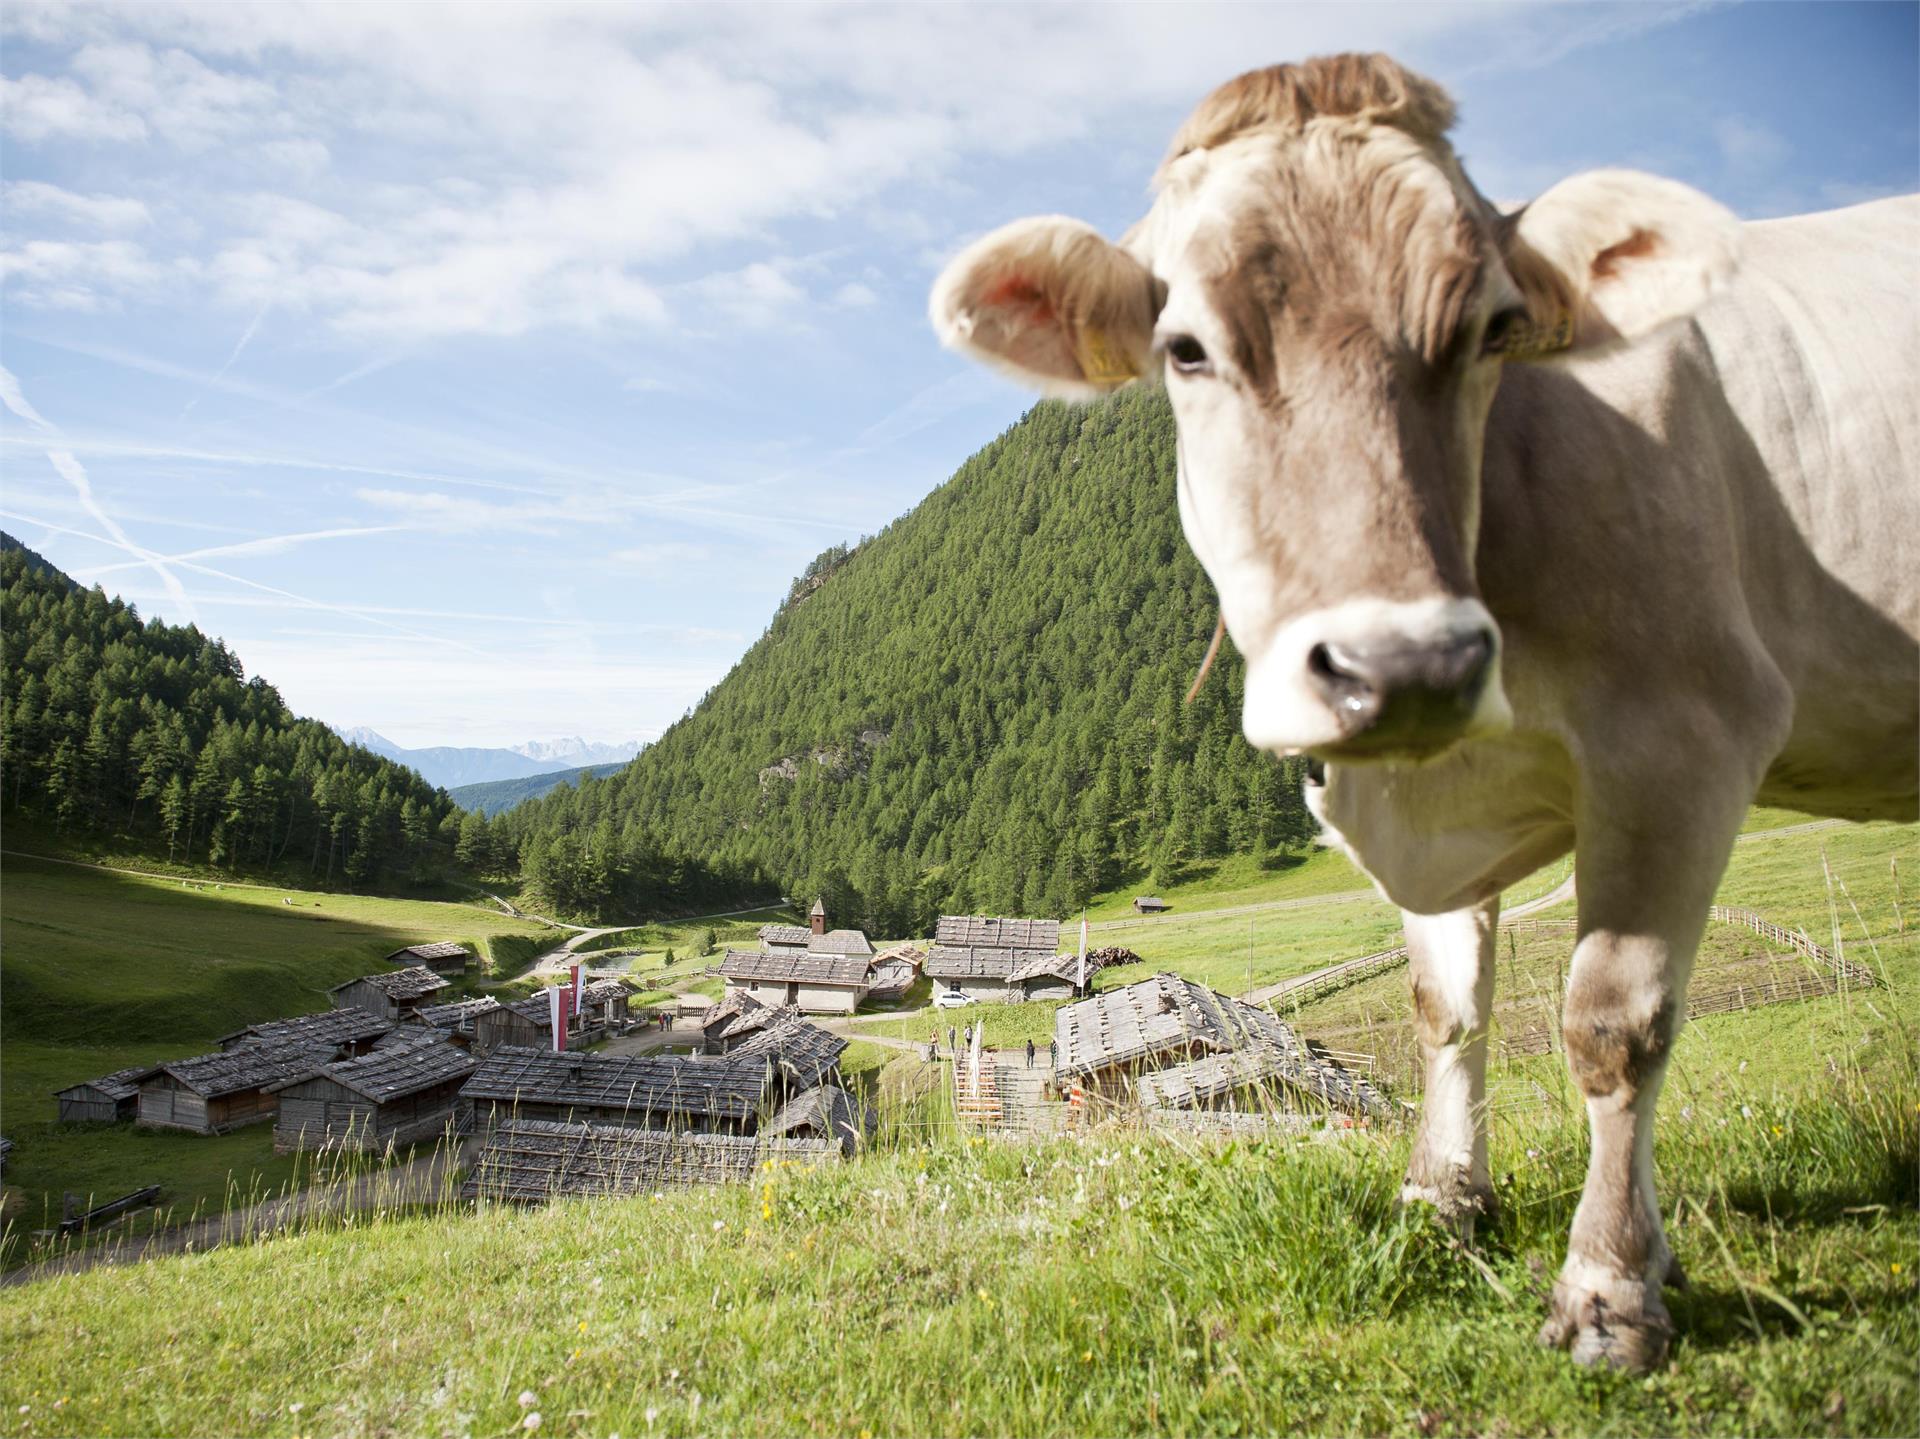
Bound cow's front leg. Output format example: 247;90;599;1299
1541;801;1741;1372
1400;900;1498;1235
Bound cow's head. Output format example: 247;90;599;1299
930;54;1739;762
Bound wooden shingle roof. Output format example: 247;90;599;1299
54;1065;149;1102
758;923;814;948
460;1047;770;1123
764;1083;870;1151
385;941;472;964
142;1042;336;1098
327;966;452;1003
809;928;874;956
582;978;632;1005
935;915;1062;950
728;1009;848;1087
717;949;871;987
273;1037;477;1102
462;1118;836;1203
221;1008;393;1050
925;945;1059;981
1054;974;1390;1117
1006;951;1082;985
414;996;502;1029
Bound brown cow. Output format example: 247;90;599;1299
930;54;1918;1370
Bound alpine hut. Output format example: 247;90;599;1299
1132;896;1172;914
133;1043;335;1134
459;1047;771;1138
725;1008;849;1094
925;916;1067;1004
268;1038;478;1152
472;994;558;1054
863;945;923;1006
383;941;474;974
1053;974;1390;1121
327;966;452;1023
716;949;871;1015
53;1066;148;1123
411;996;502;1046
763;1083;871;1155
463;1118;836;1203
218;1007;392;1053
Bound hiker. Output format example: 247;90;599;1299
1048;1037;1058;1069
927;1033;938;1063
947;1025;956;1057
1025;1038;1035;1069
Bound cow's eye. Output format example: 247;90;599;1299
1481;306;1528;356
1164;335;1210;374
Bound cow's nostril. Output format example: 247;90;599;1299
1307;641;1378;716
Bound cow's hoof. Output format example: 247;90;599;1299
1538;1274;1672;1373
1399;1176;1497;1241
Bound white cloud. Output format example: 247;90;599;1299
608;541;714;567
0;71;147;141
3;180;151;231
0;364;54;430
832;280;879;309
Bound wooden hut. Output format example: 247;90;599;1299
862;945;922;1007
1132;896;1172;914
218;1008;392;1053
327;966;452;1022
268;1039;478;1153
472;995;557;1054
460;1046;771;1138
53;1066;147;1123
581;978;633;1030
1005;951;1084;1002
716;949;871;1014
927;916;1067;1004
1052;974;1389;1120
762;1084;870;1155
411;996;501;1046
724;1008;848;1094
383;941;474;974
134;1043;334;1134
462;1118;836;1203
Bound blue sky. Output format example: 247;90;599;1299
2;2;1913;748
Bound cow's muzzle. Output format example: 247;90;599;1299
1239;597;1511;761
1306;628;1493;755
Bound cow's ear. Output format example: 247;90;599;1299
930;216;1161;397
1497;170;1741;360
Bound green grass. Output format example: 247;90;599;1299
1080;844;1371;921
2;1072;1912;1437
0;857;552;1232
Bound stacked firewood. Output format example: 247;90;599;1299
1083;946;1142;974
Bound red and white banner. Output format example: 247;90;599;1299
570;963;584;1012
548;985;572;1052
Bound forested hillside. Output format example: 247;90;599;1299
0;543;467;889
493;388;1317;928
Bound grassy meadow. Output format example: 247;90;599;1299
2;816;1915;1435
1;856;553;1235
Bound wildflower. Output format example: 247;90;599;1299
518;1392;538;1409
523;1414;542;1432
1894;1262;1904;1275
571;1348;581;1361
578;1321;588;1334
1772;1125;1783;1136
712;1220;725;1232
289;1404;304;1415
977;1288;992;1304
1081;1350;1093;1363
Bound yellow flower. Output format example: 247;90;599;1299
976;1288;992;1304
1081;1350;1093;1363
762;1206;773;1220
577;1321;588;1333
1772;1125;1783;1136
1894;1262;1904;1275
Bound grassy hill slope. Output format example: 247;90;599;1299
0;857;553;1230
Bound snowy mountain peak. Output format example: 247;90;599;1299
509;737;644;767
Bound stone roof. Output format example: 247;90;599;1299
385;941;473;964
582;978;632;1005
1006;951;1083;985
808;928;874;957
462;1118;836;1203
142;1042;337;1098
759;923;814;948
924;945;1059;981
935;915;1062;950
54;1065;149;1102
1053;973;1389;1117
273;1036;477;1103
221;1008;393;1050
460;1046;770;1123
327;966;452;1003
717;949;871;988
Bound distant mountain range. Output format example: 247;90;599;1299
332;727;642;790
447;763;630;816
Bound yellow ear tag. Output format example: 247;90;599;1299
1496;313;1574;360
1075;326;1138;386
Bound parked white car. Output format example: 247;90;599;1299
933;988;975;1010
